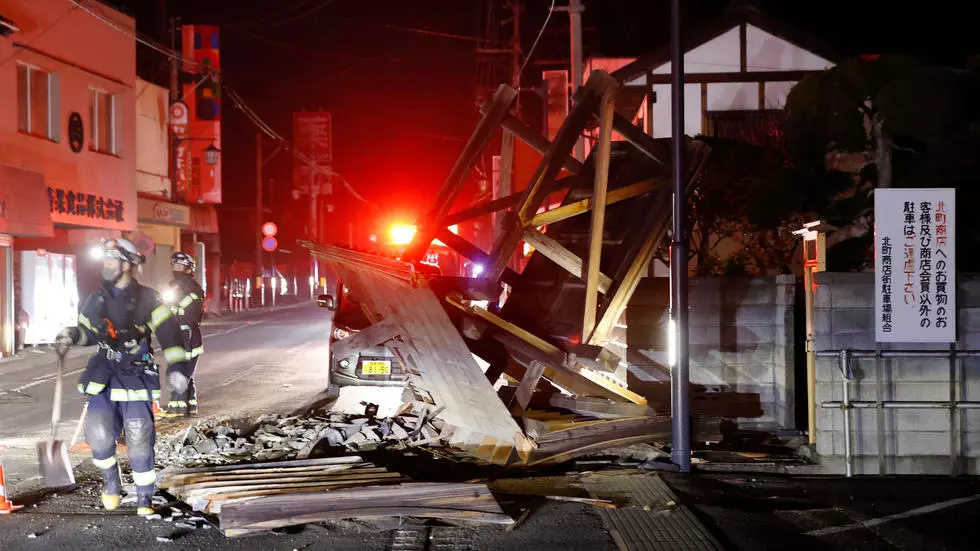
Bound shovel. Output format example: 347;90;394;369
37;342;75;488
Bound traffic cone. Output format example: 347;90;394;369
0;447;24;514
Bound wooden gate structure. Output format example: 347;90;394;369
303;70;713;465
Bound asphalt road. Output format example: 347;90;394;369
0;304;335;488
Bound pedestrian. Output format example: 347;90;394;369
56;238;188;516
159;251;205;418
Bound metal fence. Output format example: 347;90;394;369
818;348;980;477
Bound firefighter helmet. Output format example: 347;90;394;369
171;251;196;271
102;238;144;265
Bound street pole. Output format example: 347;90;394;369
568;0;585;161
496;0;521;271
669;0;691;473
255;132;263;308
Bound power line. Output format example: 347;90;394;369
518;0;556;82
68;0;204;70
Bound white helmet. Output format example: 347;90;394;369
102;238;144;265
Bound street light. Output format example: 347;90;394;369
204;143;220;166
792;219;836;448
176;137;221;166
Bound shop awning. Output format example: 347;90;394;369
0;165;54;238
186;203;219;234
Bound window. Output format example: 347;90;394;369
17;63;59;140
89;89;116;155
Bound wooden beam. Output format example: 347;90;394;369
331;316;401;360
511;361;546;416
522;229;613;294
444;174;575;227
481;108;583;175
404;84;517;262
609;111;664;166
486;71;620;282
529;178;664;227
434;228;521;287
446;294;561;356
583;87;617;338
646;70;814;84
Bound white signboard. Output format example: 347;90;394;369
875;188;955;342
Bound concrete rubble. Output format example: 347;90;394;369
155;404;440;469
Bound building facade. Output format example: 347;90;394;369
0;0;137;354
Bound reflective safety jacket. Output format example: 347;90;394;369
167;275;204;360
72;280;187;402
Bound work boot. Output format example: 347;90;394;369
136;493;154;516
100;465;122;511
158;405;186;418
187;405;198;417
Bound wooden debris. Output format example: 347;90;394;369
219;482;513;537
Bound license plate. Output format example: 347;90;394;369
361;360;391;375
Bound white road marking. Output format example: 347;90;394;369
10;368;86;393
202;320;264;340
220;365;262;387
804;494;980;537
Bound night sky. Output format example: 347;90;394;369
102;0;978;260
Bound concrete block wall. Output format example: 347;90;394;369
627;275;797;428
814;272;980;475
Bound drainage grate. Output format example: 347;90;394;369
583;472;724;551
386;526;475;551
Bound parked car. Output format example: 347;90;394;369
317;281;405;399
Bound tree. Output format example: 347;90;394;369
785;55;980;270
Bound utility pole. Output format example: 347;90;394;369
496;0;521;253
568;0;585;161
255;132;263;298
668;0;691;474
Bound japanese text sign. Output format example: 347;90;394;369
875;188;955;342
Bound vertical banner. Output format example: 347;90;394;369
292;112;333;195
292;112;333;240
875;188;956;342
180;24;222;204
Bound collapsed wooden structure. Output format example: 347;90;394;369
302;69;713;465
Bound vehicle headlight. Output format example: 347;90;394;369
333;327;351;340
339;359;350;368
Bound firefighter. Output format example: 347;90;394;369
159;251;204;418
56;238;188;516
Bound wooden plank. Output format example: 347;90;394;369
549;395;655;419
522;229;613;294
486;70;620;282
403;84;517;262
583;86;617;338
159;456;365;478
168;467;391;488
161;464;373;489
176;471;404;494
220;483;513;534
331;316;401;360
511;361;546;416
529;178;664;228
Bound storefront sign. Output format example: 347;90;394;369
47;186;125;223
137;197;190;228
875;188;956;343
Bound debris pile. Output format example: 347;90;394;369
157;404;443;469
158;456;510;537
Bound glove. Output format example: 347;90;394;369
123;338;143;355
55;327;77;355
